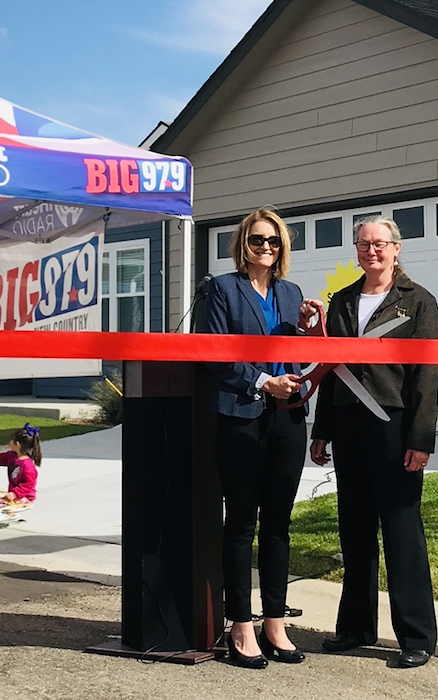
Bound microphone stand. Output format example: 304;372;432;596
189;275;213;333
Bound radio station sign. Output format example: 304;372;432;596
0;221;103;379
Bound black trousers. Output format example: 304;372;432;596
332;405;437;653
215;398;306;622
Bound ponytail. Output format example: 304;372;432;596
11;424;42;467
31;433;42;467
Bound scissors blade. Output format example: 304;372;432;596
333;364;390;422
362;316;410;338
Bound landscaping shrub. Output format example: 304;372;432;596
88;369;122;425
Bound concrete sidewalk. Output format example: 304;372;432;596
0;426;122;585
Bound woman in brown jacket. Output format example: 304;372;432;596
310;215;438;668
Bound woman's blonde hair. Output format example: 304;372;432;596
353;215;406;278
229;208;292;278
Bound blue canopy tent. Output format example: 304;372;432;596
0;96;193;240
0;97;194;381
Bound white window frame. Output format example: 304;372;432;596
102;239;150;332
389;199;428;246
208;225;236;274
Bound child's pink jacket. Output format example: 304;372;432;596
0;451;38;501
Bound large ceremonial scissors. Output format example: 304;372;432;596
276;311;410;422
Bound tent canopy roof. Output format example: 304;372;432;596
0;97;193;241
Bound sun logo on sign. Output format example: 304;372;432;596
319;260;363;308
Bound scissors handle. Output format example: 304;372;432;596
276;308;330;410
304;309;328;337
276;363;336;410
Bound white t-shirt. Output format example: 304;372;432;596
358;292;389;336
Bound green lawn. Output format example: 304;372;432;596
0;413;107;447
253;472;438;599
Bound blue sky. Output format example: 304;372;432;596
0;0;270;147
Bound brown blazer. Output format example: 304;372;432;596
312;274;438;453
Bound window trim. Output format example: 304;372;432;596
102;238;150;332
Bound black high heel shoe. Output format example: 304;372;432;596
227;633;269;669
259;625;305;664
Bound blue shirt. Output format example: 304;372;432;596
255;286;285;377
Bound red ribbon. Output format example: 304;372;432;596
0;331;437;364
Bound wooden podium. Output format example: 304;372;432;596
117;360;224;663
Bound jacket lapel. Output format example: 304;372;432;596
272;278;287;323
340;275;415;336
341;276;364;336
362;276;414;332
237;274;268;334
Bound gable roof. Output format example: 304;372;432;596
151;0;438;154
359;1;438;31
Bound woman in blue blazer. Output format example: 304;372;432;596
205;207;315;669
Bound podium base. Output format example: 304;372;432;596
86;639;227;665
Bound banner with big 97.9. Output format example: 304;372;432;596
0;221;103;378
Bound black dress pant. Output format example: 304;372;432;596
215;398;306;622
332;404;437;653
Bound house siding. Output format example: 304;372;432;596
184;0;438;218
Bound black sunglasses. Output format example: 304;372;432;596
248;234;282;248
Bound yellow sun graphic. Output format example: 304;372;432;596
319;260;363;308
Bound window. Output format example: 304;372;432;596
315;217;342;249
218;231;233;259
289;221;305;251
393;206;424;239
352;212;381;240
102;241;150;332
352;212;381;226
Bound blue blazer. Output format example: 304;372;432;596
204;272;304;418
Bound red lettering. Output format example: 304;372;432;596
4;267;18;330
84;159;107;193
106;159;121;193
120;160;139;194
19;261;40;327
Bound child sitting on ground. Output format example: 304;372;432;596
0;423;41;507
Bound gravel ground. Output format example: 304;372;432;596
0;561;437;700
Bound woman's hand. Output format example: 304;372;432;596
299;298;325;329
310;439;331;466
263;374;301;400
404;449;429;472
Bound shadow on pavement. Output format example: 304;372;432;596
0;533;120;554
0;611;120;651
4;568;93;583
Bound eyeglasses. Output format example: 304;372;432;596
248;235;282;248
355;240;394;252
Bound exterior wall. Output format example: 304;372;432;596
187;0;438;218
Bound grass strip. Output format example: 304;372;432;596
253;472;438;598
0;413;106;447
